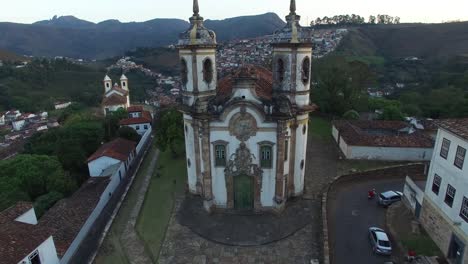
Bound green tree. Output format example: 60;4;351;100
103;108;128;141
155;109;185;157
117;126;141;142
343;110;360;120
380;105;404;120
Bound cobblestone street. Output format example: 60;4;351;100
158;132;339;264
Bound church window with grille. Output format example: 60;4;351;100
215;144;226;167
203;58;213;83
181;59;188;85
301;57;311;84
260;145;273;168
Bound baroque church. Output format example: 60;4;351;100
101;74;131;115
179;0;315;212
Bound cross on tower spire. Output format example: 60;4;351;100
289;0;296;15
193;0;200;16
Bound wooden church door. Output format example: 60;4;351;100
234;175;254;210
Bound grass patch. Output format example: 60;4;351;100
401;231;443;257
309;116;332;141
135;150;187;261
94;145;159;264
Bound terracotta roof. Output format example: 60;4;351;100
87;138;136;162
102;93;127;106
217;65;273;101
437;118;468;141
109;86;129;96
0;178;110;263
333;120;434;148
127;106;144;113
120;111;152;126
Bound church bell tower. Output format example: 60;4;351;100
178;0;217;112
272;0;313;107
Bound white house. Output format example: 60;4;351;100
418;119;468;264
178;0;315;213
0;202;60;264
54;101;72;110
12;119;26;131
119;106;152;136
5;109;21;121
87;137;137;177
0;112;5;125
332;120;434;161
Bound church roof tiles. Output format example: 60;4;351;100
102;93;128;106
217;65;273;101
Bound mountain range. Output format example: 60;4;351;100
0;13;285;59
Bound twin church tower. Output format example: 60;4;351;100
179;0;316;213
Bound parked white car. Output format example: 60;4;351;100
368;227;392;255
378;191;403;207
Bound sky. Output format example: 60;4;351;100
1;0;467;24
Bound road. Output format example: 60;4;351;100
329;178;405;264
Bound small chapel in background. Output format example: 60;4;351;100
178;0;316;213
101;74;131;115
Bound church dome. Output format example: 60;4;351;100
178;0;216;46
272;0;313;44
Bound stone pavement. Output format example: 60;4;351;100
178;196;315;246
121;150;160;264
158;134;339;264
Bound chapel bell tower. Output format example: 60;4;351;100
272;0;313;107
178;0;217;112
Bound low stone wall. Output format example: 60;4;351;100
321;163;425;264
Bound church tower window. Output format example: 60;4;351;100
301;57;311;84
203;58;213;83
277;58;285;83
215;144;226;167
181;59;188;85
260;146;273;168
284;139;289;161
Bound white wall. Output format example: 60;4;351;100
183;114;197;193
332;125;339;142
403;176;425;212
15;208;38;225
293;115;309;195
339;138;433;161
18;236;59;264
136;127;152;154
88;157;121;177
210;106;278;207
122;123;151;135
424;129;468;235
12;119;25;131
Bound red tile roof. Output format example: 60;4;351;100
0;178;110;262
437;118;468;141
333;120;434;148
127;106;144;113
119;111;152;126
217;65;273;101
87;138;136;162
102;94;127;106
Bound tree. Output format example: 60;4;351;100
380;105;404;120
343;110;360;120
155;109;185;157
117;126;141;142
369;15;376;24
103;108;128;141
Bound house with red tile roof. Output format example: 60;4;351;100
119;106;153;135
332;120;435;161
87;137;136;177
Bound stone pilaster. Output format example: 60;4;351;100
288;121;298;197
275;120;287;204
200;119;212;201
192;120;203;194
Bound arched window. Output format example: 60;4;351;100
301;57;311;84
277;58;285;83
203;58;213;83
181;59;188;85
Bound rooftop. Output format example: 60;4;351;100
437;118;468;141
87;137;136;162
333;120;434;148
102;93;127;106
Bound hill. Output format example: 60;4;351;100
0;13;285;59
0;49;29;62
336;22;468;61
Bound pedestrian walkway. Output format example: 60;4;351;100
120;150;159;264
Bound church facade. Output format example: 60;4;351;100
101;74;131;116
179;0;315;212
